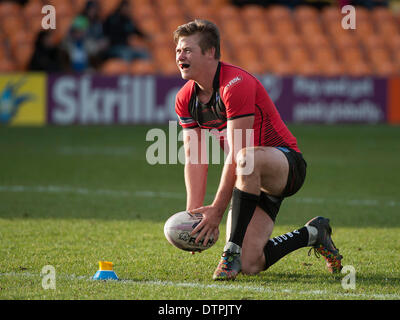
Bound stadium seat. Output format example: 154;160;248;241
137;17;163;35
372;61;396;76
247;19;270;38
266;5;291;22
101;59;131;75
99;0;122;20
219;19;245;38
0;59;16;72
299;20;324;37
1;16;25;37
130;59;156;75
294;5;319;22
269;61;292;76
241;60;267;75
23;0;43;19
296;61;319;76
158;60;180;76
218;4;241;21
321;6;341;23
236;47;259;65
52;15;74;44
12;43;34;71
346;61;372;77
320;61;345;77
241;4;265;21
0;1;21;18
130;3;156;21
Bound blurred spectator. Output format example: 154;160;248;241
62;16;91;72
79;0;108;68
28;30;67;72
102;0;150;62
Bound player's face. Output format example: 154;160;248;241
176;34;208;80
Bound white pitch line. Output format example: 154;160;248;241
0;184;399;208
1;271;399;300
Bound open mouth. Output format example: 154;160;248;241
179;63;190;70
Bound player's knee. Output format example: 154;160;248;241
241;254;263;275
236;147;258;177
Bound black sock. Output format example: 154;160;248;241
228;187;260;248
263;226;309;270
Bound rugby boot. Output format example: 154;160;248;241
213;242;241;280
305;216;343;273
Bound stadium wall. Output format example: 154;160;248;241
1;73;399;126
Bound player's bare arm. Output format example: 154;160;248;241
191;115;255;245
183;127;208;211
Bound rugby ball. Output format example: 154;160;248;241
164;211;217;252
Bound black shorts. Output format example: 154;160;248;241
258;146;307;222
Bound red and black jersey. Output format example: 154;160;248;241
175;62;300;153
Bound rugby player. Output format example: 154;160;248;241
173;19;342;280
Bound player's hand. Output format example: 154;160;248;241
189;205;222;246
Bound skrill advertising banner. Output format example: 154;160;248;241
47;74;186;125
46;74;388;125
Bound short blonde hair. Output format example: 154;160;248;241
173;19;221;59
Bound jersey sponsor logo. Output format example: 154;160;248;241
225;76;242;90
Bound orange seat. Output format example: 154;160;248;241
101;59;131;75
270;61;293;76
353;6;371;22
294;5;319;22
320;61;345;77
372;61;396;76
339;47;363;64
0;1;21;18
321;6;341;23
266;5;291;21
99;0;121;20
333;34;359;50
295;61;319;76
371;6;394;22
241;4;265;21
52;15;74;44
137;18;163;35
241;60;267;75
304;34;331;50
131;4;156;21
130;59;156;75
1;16;26;36
314;47;336;63
257;34;279;50
218;4;241;21
281;33;302;49
12;43;34;70
247;19;269;37
236;47;259;65
345;61;372;77
9;30;35;50
158;60;180;76
274;20;296;36
367;47;392;68
362;34;385;50
0;59;16;72
23;0;43;19
299;20;323;36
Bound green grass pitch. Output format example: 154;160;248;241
0;124;399;300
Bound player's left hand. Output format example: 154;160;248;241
189;205;222;246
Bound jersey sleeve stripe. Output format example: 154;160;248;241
227;113;255;120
